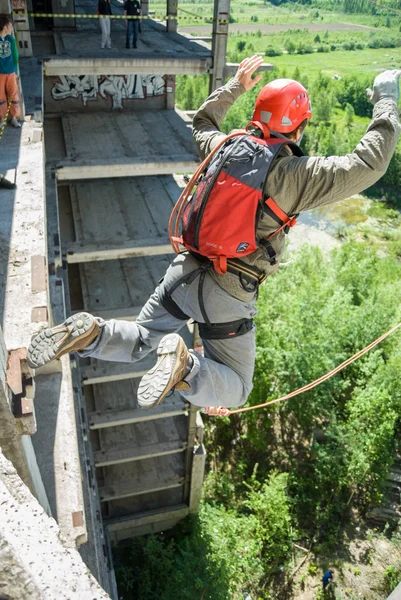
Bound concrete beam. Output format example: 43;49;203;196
65;239;172;264
32;357;87;549
94;439;187;467
106;503;189;532
81;358;155;385
89;402;187;429
189;444;206;513
56;156;199;181
44;57;212;77
224;61;274;77
99;475;185;502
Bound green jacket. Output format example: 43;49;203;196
192;78;401;301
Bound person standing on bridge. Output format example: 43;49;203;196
27;57;401;414
0;14;21;130
124;0;141;49
97;0;112;49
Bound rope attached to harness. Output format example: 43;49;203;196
203;321;401;417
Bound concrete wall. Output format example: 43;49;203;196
44;74;167;113
0;449;111;600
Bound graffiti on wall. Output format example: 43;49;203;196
51;75;166;109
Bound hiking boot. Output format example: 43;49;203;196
10;117;21;128
27;312;100;369
137;333;191;410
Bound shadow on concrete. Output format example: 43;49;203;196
30;372;62;519
0;125;21;331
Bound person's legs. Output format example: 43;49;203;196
5;73;20;120
132;20;138;47
79;287;188;362
126;20;132;47
0;74;7;121
138;253;257;409
106;18;111;48
99;18;107;48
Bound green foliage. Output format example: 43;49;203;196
384;565;401;593
345;102;355;126
285;39;296;54
114;473;294;599
265;45;283;56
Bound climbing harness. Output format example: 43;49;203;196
169;131;302;278
203;321;401;416
158;257;255;340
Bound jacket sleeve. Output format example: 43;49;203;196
192;78;246;160
268;98;401;214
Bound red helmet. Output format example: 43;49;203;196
250;79;312;137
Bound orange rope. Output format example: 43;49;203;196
205;321;401;417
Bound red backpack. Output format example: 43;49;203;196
169;131;302;275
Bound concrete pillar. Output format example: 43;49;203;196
166;74;176;109
141;0;148;16
210;0;230;93
0;0;11;12
52;0;76;29
189;444;206;513
166;0;177;33
11;1;33;58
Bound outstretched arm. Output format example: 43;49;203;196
270;70;401;214
192;55;264;159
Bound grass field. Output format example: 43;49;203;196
151;0;401;28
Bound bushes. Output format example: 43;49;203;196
114;473;294;598
265;46;282;56
296;42;314;54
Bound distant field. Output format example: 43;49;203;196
179;21;375;35
268;47;401;78
151;0;400;28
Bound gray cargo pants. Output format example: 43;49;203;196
80;253;257;408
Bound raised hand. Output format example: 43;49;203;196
366;69;401;105
234;55;265;91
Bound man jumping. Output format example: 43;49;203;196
27;56;401;413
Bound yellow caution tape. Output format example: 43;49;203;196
12;10;231;22
172;3;229;24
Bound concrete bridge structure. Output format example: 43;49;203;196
0;0;273;595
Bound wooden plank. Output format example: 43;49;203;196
81;357;155;385
56;156;199;181
98;475;185;501
106;503;189;532
94;439;187;467
88;403;187;429
66;239;172;263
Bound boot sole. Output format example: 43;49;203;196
137;334;187;410
27;312;98;369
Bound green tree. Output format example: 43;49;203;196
345;102;355;126
285;39;296;54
